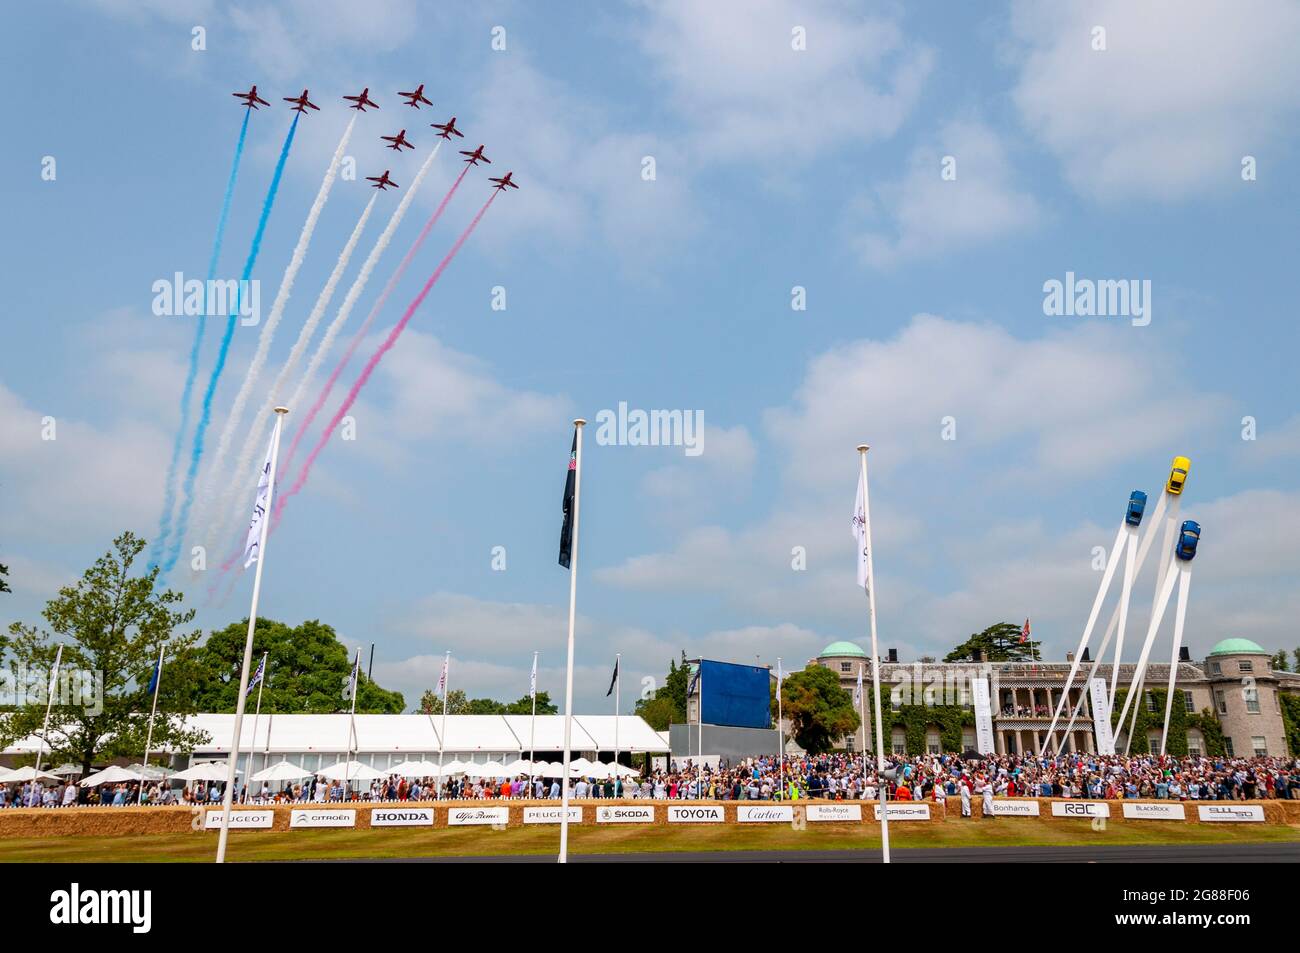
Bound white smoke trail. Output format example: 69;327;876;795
281;138;444;448
207;190;378;550
194;114;356;542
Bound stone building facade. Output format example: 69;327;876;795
811;637;1297;758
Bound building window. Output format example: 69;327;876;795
891;728;906;755
1246;693;1260;714
925;730;941;755
961;731;975;750
1187;730;1203;758
1147;730;1162;750
1224;737;1234;757
1209;660;1221;675
1183;692;1195;713
1145;691;1156;712
1215;690;1227;714
840;662;851;673
1239;660;1253;673
1252;737;1267;757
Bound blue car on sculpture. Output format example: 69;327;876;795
1126;490;1148;526
1176;520;1201;561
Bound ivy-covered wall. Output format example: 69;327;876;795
1108;688;1227;755
1281;693;1300;756
878;705;976;756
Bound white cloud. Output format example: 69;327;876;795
638;0;932;163
1010;0;1300;200
765;314;1227;493
856;119;1041;267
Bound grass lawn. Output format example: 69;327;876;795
1;817;1297;862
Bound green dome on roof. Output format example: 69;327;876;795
1209;637;1267;655
819;640;867;658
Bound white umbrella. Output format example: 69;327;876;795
571;757;595;773
11;766;64;783
0;766;18;782
540;761;579;777
585;762;611;779
614;763;641;777
466;760;507;778
388;760;440;777
316;760;385;782
503;759;532;775
441;759;468;775
171;761;237;783
78;765;143;786
126;763;174;780
250;760;312;783
50;763;83;777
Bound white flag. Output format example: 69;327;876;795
854;666;863;706
439;654;449;695
343;650;361;701
529;654;537;699
243;431;276;568
851;471;869;590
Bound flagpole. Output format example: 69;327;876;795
776;657;784;801
558;418;585;864
697;666;704;799
437;651;450;798
217;405;288;864
138;642;166;805
614;653;621;796
245;651;267;803
858;444;891;864
529;651;538;798
345;648;360;800
34;645;63;791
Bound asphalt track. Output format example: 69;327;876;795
359;842;1299;863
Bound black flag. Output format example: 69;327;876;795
606;657;619;697
558;430;577;568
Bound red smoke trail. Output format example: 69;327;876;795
277;164;472;483
273;190;499;524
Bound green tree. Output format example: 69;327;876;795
635;652;689;730
1;532;208;772
778;665;859;754
503;691;558;715
1272;650;1291;672
0;560;10;594
1293;648;1300;674
945;622;1041;662
189;618;403;713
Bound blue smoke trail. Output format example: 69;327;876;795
150;110;251;570
162;114;300;574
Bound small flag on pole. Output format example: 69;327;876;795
558;431;577;568
529;655;537;699
147;656;162;695
851;471;869;591
243;430;277;568
438;654;449;695
606;658;619;697
688;668;699;696
245;654;266;698
343;651;361;701
854;666;863;706
1020;618;1031;644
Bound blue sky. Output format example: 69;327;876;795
3;0;1299;713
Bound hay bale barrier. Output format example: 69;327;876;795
0;797;1296;841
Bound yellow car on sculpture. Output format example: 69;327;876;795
1167;456;1191;495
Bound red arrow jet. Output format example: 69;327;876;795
232;85;270;109
398;84;432;108
343;87;379;111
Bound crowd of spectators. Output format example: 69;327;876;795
4;751;1296;807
